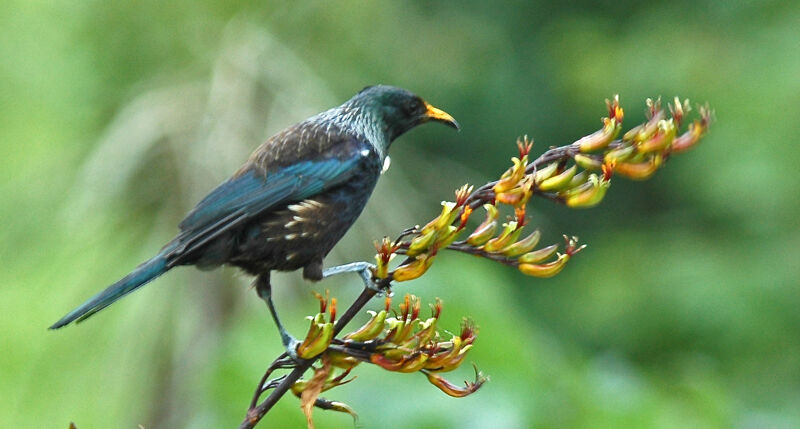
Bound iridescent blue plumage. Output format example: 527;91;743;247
50;85;458;332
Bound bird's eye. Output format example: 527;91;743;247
407;99;423;115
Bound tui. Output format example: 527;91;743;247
50;85;458;355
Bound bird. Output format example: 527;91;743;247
50;85;459;354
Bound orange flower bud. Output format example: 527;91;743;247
391;254;433;282
577;117;622;152
614;154;662;181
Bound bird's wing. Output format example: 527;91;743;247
168;136;371;263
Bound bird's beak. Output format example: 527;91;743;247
423;102;460;131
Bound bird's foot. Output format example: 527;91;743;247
322;261;375;279
281;335;311;366
323;261;388;294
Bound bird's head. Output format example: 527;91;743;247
347;85;459;147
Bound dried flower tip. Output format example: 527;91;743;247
460;319;478;342
312;290;329;314
606;94;624;123
432;298;443;319
645;96;662;120
313;398;359;423
514;206;527;227
400;294;411;320
670;105;711;154
299;358;332;428
411;296;421;322
517;135;534;158
601;162;614;181
563;235;586;256
374;237;399;263
669;96;691;127
454;184;474;207
458;205;473;230
698;103;713;125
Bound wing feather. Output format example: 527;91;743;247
168;125;371;264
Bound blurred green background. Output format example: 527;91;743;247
2;1;799;427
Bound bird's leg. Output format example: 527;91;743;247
254;273;301;361
322;262;384;293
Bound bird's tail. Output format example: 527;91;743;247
49;250;172;329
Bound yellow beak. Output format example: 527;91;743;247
424;102;460;130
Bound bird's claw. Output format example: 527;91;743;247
282;334;311;366
365;278;390;296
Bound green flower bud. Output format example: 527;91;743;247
483;221;522;253
406;229;437;257
538;165;578;191
574;154;603;171
346;310;388;342
502;229;542;257
533;162;560;183
518;253;570;278
604;144;635;164
564;174;610;208
517;243;558;264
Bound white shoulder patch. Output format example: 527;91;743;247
381;156;391;175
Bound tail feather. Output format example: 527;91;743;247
49;252;170;329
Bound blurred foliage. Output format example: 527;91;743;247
1;0;799;427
